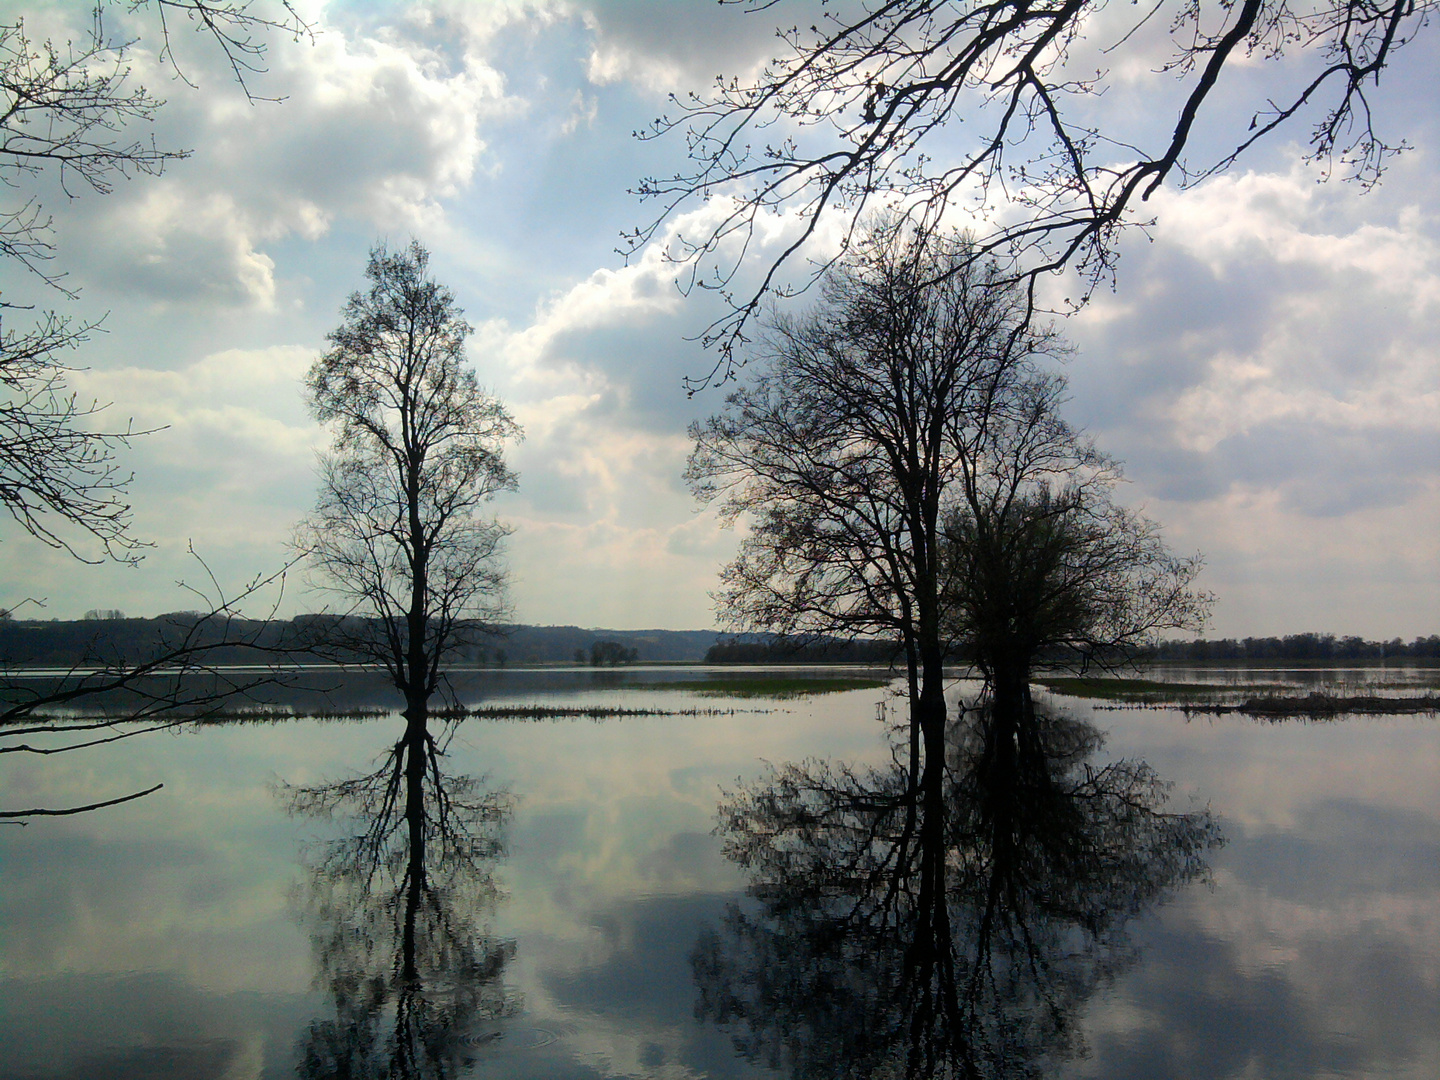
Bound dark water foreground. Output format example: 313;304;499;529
1;667;1437;1078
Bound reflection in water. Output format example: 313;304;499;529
283;720;517;1078
694;706;1222;1078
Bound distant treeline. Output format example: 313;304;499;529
707;631;1440;665
0;616;720;667
5;617;1434;669
704;637;900;664
1141;633;1440;661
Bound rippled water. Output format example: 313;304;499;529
1;666;1437;1078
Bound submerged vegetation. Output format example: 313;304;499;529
628;675;891;698
1188;692;1440;720
1036;676;1289;703
8;672;883;720
1039;676;1440;718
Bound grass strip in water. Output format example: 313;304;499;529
1038;677;1440;717
1036;677;1284;702
621;676;891;698
467;704;768;720
1186;692;1440;719
18;702;775;723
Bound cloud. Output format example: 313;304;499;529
66;345;322;554
49;5;521;309
1057;157;1440;633
467;199;847;626
578;0;780;94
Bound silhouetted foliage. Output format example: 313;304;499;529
940;421;1208;731
705;635;899;664
0;620;725;669
589;639;639;666
0;313;148;563
1145;633;1440;661
0;5;310;817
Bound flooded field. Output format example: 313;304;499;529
2;665;1436;1078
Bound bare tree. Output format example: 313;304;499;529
689;219;1064;789
941;413;1210;728
296;240;521;732
631;0;1433;378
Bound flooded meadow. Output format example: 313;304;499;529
2;665;1437;1079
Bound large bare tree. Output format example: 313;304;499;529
631;0;1433;377
297;240;520;739
690;219;1203;798
689;219;1064;793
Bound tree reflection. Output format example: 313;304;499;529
284;721;516;1079
694;706;1221;1079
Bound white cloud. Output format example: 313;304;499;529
578;0;778;94
53;5;521;309
68;345;322;544
1055;157;1440;635
1147;166;1440;455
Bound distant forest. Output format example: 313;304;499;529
1;616;1435;669
0;616;718;668
703;638;900;664
707;632;1440;664
1138;633;1440;661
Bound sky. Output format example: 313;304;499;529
0;0;1436;638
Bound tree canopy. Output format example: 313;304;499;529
938;382;1209;725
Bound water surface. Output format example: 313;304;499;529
1;667;1436;1078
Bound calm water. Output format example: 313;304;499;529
2;667;1437;1078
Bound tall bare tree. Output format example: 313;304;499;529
690;220;1203;800
689;219;1064;790
297;240;521;738
631;0;1433;377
